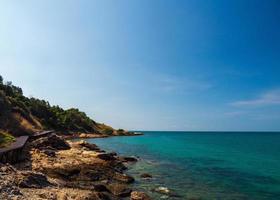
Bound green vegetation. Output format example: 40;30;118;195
0;75;112;134
117;129;125;134
0;131;15;147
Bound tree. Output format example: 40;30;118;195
6;81;12;86
0;75;3;84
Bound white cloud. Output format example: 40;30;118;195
231;89;280;107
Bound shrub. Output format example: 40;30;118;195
0;131;15;147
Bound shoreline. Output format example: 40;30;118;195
0;132;150;200
62;131;144;140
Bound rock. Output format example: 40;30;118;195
130;191;151;200
75;140;100;151
0;164;23;199
120;156;138;162
56;190;111;200
42;149;56;157
54;168;81;180
154;186;170;194
97;153;116;161
93;184;110;192
96;150;106;153
114;162;128;172
107;183;132;197
31;134;70;150
91;192;112;200
140;173;152;179
82;169;101;181
0;163;17;174
110;152;117;156
113;172;135;183
18;171;51;188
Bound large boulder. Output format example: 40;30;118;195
31;134;70;150
97;153;116;161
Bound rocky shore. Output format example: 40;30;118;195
0;133;150;200
63;131;143;140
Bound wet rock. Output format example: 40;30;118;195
96;150;106;153
113;172;134;183
114;162;128;172
110;152;117;156
120;156;138;162
18;171;51;188
107;183;132;197
140;173;152;179
97;153;116;161
130;191;151;200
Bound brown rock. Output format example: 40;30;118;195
140;173;152;179
18;171;51;188
42;149;56;157
107;183;132;197
74;140;100;151
113;172;135;183
97;153;116;161
31;134;70;150
114;162;128;172
131;191;151;200
53;168;81;180
93;184;110;192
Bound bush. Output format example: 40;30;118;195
0;131;15;147
117;129;125;134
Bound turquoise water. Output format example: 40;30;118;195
87;132;280;200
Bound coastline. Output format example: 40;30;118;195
0;132;150;200
62;131;144;140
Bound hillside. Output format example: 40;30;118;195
0;75;118;137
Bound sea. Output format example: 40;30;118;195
86;131;280;200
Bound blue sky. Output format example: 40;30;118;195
0;0;279;131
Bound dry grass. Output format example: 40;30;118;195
13;113;42;133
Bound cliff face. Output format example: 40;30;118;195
0;75;114;137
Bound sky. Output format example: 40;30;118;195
0;0;280;131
